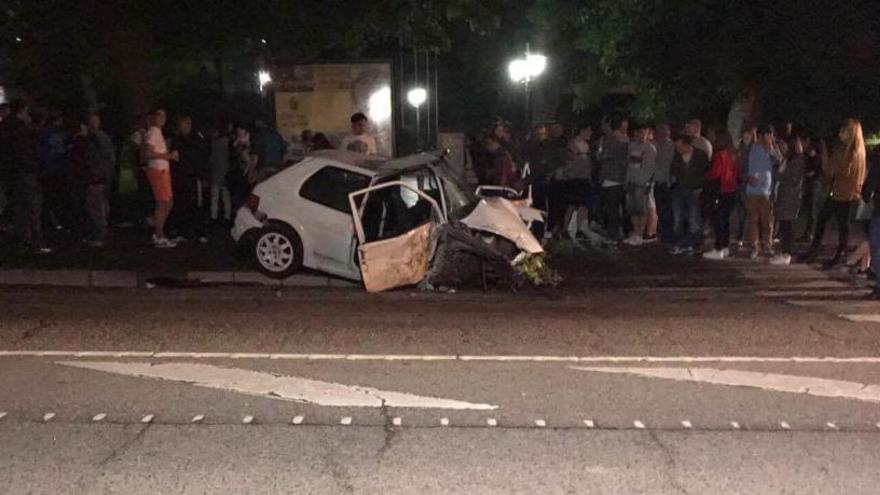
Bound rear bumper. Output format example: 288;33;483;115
231;207;263;243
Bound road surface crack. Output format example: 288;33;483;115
648;431;690;495
807;324;844;344
97;423;151;468
17;319;52;341
377;398;398;458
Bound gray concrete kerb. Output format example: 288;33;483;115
0;269;357;289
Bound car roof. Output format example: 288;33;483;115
306;150;443;175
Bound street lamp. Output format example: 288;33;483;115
407;87;428;147
257;70;272;92
508;46;546;127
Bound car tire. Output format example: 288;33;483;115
252;223;304;279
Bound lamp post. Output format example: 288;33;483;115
407;87;428;148
507;45;546;128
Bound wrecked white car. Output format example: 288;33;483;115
232;149;545;291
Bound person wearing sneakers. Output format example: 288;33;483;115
624;124;657;246
702;131;741;260
770;136;806;265
669;135;710;256
145;108;180;248
744;125;780;259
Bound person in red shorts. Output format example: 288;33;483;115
145;108;179;247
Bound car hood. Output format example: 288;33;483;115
461;197;544;254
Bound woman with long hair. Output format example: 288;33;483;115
800;118;867;266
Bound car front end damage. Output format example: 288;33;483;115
349;179;552;293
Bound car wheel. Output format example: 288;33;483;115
252;224;304;279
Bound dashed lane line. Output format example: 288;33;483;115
1;412;878;431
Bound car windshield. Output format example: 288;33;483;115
431;160;478;220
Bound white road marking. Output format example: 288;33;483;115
392;417;402;426
56;361;497;410
0;412;6;420
486;418;497;427
534;419;546;427
780;421;791;430
191;414;205;423
292;416;304;425
826;422;838;430
755;289;863;298
583;419;595;429
141;414;154;424
0;350;876;364
840;314;880;323
634;420;645;429
92;413;107;422
573;366;880;404
730;421;741;429
242;415;254;425
340;417;352;425
43;412;55;422
876;422;880;430
681;420;693;429
440;418;449;426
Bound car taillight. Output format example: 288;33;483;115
246;194;260;213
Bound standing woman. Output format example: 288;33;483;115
800;119;867;266
800;136;829;240
770;136;806;265
702;131;740;260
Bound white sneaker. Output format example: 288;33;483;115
702;249;726;260
720;248;730;258
623;235;643;246
769;254;792;265
152;235;178;248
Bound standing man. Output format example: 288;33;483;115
6;101;50;253
169;115;208;242
686;119;713;160
624;124;658;245
87;113;116;229
653;124;676;245
744;125;779;259
252;118;287;175
597;117;630;242
340;112;378;155
145;108;179;248
669;135;710;255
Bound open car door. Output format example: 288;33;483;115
348;181;446;293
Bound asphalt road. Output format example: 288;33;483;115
2;245;880;494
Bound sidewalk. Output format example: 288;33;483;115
0;223;356;289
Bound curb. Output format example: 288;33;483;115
0;269;356;289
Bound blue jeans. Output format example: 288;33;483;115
869;215;880;288
672;187;702;249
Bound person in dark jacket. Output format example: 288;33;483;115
864;146;880;299
771;136;806;264
669;134;710;254
70;121;111;246
597;117;630;242
5;101;50;253
169;115;209;242
38;111;70;230
525;124;563;238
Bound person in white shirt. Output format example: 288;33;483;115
339;112;377;155
686;118;713;160
144;108;179;247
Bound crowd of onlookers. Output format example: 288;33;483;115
470;116;880;294
4;94;880;297
0;99;380;252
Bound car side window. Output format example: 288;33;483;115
300;166;371;213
